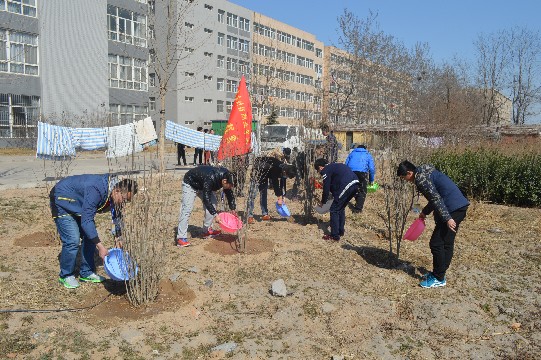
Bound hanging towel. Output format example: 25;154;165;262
251;131;260;155
165;120;222;150
36;121;76;160
72;127;107;150
134;117;157;145
106;123;143;158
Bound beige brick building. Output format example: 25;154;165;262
250;13;324;126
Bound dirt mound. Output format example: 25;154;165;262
13;231;56;247
204;234;273;255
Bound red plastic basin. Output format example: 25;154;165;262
218;212;243;233
403;218;425;241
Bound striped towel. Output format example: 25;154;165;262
72;127;107;150
106;123;144;158
134;117;157;145
36;121;76;160
165;120;222;150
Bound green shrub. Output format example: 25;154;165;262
428;148;541;207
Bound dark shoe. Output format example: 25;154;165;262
322;235;340;241
248;217;255;224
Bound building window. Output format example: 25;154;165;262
107;5;147;47
226;13;238;28
226;79;237;93
239;17;250;32
316;48;323;58
185;120;194;125
109;103;148;125
185;96;194;102
226;57;237;72
218;9;224;23
217;33;224;46
226;35;238;50
0;29;38;75
0;0;37;17
226;101;232;112
217;100;224;113
217;78;224;91
216;55;224;68
204;99;213;103
149;97;156;111
108;54;148;91
0;93;40;138
149;73;156;87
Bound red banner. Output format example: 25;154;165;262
217;75;252;160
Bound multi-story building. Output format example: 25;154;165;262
149;0;252;129
250;12;323;125
0;0;150;146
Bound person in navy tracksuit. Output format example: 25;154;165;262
397;160;469;289
314;158;359;241
49;174;138;289
345;144;376;212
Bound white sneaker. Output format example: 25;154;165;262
58;275;80;289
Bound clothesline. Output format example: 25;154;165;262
36;117;157;160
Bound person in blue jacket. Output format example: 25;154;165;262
345;144;376;212
50;175;138;289
314;158;359;241
397;160;469;289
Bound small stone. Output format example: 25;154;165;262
271;279;287;297
211;341;237;353
331;355;345;360
187;266;199;273
511;322;521;331
204;279;213;287
169;272;181;282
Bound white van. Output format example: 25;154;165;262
260;124;325;152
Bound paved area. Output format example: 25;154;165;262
0;151;191;190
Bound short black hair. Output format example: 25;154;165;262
320;124;330;133
396;160;416;176
197;126;203;131
224;171;237;187
314;158;328;170
115;179;138;195
357;144;366;149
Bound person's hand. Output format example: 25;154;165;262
229;210;237;217
419;212;426;220
96;242;109;259
214;214;222;224
277;196;283;205
447;218;457;233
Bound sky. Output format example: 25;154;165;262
230;0;541;64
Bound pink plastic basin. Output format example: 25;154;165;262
218;212;243;233
403;218;425;241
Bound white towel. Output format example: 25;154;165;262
134;117;157;145
106;123;143;158
36;121;76;160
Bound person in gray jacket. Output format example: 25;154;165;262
397;160;469;289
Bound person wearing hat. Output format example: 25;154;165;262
246;156;296;224
345;144;376;212
314;158;359;241
176;165;237;247
50;175;138;289
397;160;469;288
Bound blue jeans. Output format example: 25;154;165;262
55;215;96;278
247;181;269;217
329;184;359;238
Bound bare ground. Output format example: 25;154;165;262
1;184;540;360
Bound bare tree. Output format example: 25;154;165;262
474;30;512;125
148;0;211;172
509;27;541;124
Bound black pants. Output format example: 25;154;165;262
430;206;468;281
193;148;203;165
329;184;359;238
177;145;186;165
353;171;368;211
